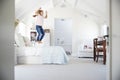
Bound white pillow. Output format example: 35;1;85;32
23;37;32;47
15;33;25;47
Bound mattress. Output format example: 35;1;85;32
15;46;69;64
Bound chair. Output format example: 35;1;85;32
93;38;98;61
94;38;106;64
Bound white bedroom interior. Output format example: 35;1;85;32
2;0;120;80
15;0;110;80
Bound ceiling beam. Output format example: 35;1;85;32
74;0;78;8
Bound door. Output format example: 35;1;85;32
54;18;72;54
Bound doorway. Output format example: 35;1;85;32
54;18;72;54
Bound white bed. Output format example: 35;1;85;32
15;46;69;64
15;31;69;65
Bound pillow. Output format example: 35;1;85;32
15;33;25;47
23;37;32;47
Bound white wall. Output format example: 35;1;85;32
111;0;120;80
72;15;99;55
0;0;14;80
47;7;100;55
101;24;108;36
15;7;101;56
15;7;100;56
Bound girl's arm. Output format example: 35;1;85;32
33;11;38;17
33;8;41;17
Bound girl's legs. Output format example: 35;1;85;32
39;26;45;41
36;25;45;43
36;25;41;41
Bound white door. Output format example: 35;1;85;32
54;18;72;53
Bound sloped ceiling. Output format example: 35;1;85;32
15;0;108;25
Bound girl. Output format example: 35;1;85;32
33;8;47;43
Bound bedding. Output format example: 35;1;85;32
15;46;69;64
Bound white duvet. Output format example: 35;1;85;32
15;46;69;64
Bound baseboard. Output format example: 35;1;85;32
78;57;93;58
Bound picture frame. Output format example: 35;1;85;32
30;31;37;41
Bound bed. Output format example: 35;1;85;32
15;31;69;65
15;46;69;64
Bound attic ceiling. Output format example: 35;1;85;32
15;0;108;25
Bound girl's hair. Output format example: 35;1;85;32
33;9;43;17
37;10;43;15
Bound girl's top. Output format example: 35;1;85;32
36;15;44;26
